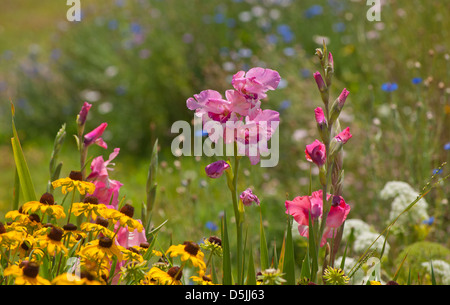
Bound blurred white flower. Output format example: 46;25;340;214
380;181;429;228
421;260;450;284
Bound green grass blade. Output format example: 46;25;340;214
221;212;232;285
393;251;408;282
11;103;37;202
259;207;269;271
283;215;296;285
246;245;256;285
430;260;437;285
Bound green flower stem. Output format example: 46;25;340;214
66;190;76;225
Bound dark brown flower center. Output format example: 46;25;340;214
98;237;113;248
39;192;55;205
120;204;134;218
208;236;222;247
80;270;95;282
167;266;183;280
95;217;109;228
28;214;41;223
84;196;99;205
183;241;199;256
69;170;83;181
48;227;63;242
23;262;40;278
0;222;5;234
140;242;150;249
20;241;31;251
63;223;78;231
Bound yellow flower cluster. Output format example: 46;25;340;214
0;175;214;285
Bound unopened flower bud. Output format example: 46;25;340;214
313;71;327;93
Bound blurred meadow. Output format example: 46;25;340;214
0;0;449;284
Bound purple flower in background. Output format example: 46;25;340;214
239;188;260;206
205;160;230;178
444;142;450;150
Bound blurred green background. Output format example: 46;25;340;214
0;0;449;282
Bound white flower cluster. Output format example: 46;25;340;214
342;219;390;255
421;260;450;284
380;181;429;230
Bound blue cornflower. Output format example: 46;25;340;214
444;142;450;150
305;5;323;18
195;129;209;137
332;22;346;33
412;77;422;84
433;168;443;175
130;22;142;34
381;82;398;92
277;24;294;43
279;100;291;111
205;221;218;232
422;216;435;226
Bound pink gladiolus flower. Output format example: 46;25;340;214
235;109;280;165
87;148;123;208
335;127;352;144
239;188;260;206
231;67;281;100
77;102;92;126
285;190;351;247
84;122;108;149
313;71;326;92
115;220;147;248
338;88;350;108
314;107;326;125
186;90;233;124
305;139;326;167
205;160;230;178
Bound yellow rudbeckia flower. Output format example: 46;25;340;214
146;266;183;285
4;262;51;285
166;241;206;270
99;204;143;232
78;236;123;262
52;171;95;195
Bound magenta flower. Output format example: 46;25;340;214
205;160;230;178
314;107;326;126
313;71;326;92
305;139;326;167
84;122;108;149
239;188;260;206
77;102;92;126
231;67;281;100
338;88;350;108
335;127;352;144
285;190;351;247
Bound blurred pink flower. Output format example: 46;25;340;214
305;139;326;167
335;127;352;144
87;148;123;208
285;190;351;247
205;160;230;178
239;188;260;206
232;67;281;100
84;122;108;149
